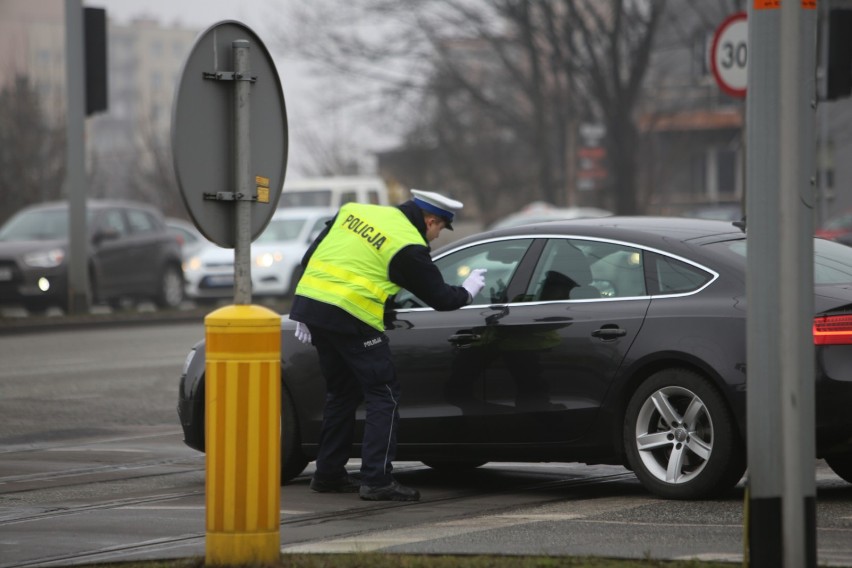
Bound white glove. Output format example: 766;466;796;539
294;322;312;345
462;268;487;302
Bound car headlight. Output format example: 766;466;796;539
183;256;202;272
23;248;65;268
255;251;283;268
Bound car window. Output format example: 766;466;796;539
707;238;852;286
646;252;712;295
393;238;534;308
367;190;380;205
308;216;331;241
126;209;157;234
524;238;646;300
578;240;646;298
279;190;332;207
98;210;128;236
525;239;600;300
171;226;199;245
340;191;357;205
256;217;307;243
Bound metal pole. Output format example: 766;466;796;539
233;40;252;305
818;0;832;226
746;2;817;567
64;0;89;314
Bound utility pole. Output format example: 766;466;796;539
746;1;818;567
65;0;89;314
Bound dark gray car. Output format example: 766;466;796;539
0;200;184;313
178;216;852;499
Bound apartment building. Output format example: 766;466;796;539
0;0;198;199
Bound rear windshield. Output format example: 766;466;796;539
706;238;852;285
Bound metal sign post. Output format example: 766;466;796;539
172;21;288;566
64;0;89;314
233;40;252;305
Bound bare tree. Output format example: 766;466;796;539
274;0;669;217
0;75;65;224
126;111;185;219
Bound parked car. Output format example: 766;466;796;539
165;217;207;261
182;207;334;302
0;199;184;313
177;216;852;499
681;202;744;222
817;210;852;244
488;202;612;230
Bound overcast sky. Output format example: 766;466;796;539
97;0;382;177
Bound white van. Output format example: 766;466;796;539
278;176;390;209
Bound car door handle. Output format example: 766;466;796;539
448;332;482;347
591;326;627;339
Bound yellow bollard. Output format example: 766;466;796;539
204;304;281;565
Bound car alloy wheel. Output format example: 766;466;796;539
624;368;745;499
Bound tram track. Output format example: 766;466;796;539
0;467;637;568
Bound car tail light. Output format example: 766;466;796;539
813;314;852;345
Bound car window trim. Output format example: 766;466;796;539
426;233;720;308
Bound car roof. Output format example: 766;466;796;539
17;199;162;215
440;216;746;253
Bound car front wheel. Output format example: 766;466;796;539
281;386;309;484
155;264;184;309
624;368;745;499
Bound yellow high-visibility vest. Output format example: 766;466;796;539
295;203;426;331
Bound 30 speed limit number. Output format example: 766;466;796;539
711;12;747;98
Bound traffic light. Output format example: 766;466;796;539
827;9;852;101
84;7;107;115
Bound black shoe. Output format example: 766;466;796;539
310;474;360;493
359;480;420;501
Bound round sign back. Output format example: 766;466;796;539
711;12;748;99
172;21;288;248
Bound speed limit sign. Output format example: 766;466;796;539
711;12;748;98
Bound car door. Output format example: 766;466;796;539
480;237;651;443
123;207;164;293
386;237;538;444
90;208;134;295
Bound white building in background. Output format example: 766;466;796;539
0;0;199;198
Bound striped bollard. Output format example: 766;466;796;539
204;304;281;565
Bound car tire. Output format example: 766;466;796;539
281;386;309;484
825;454;852;483
421;459;487;471
624;368;745;500
155;263;184;309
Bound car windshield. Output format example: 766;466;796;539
0;209;70;241
707;238;852;285
255;217;307;243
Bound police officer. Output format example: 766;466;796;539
289;189;487;501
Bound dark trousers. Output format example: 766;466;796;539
309;326;400;487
